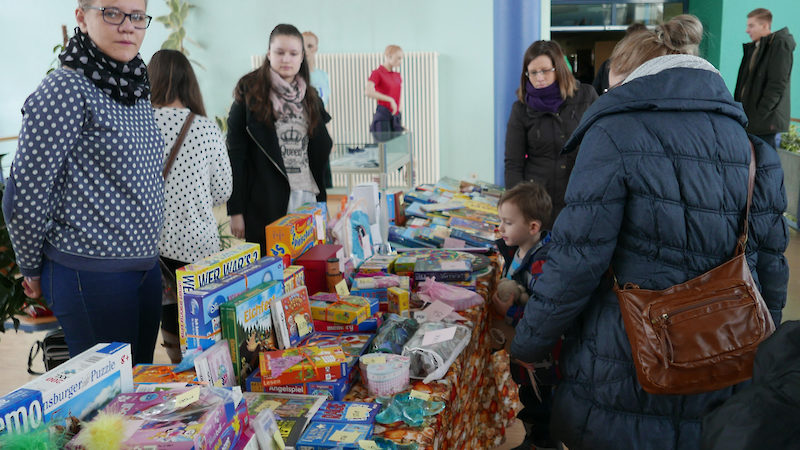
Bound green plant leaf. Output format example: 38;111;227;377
169;11;182;27
155;15;172;26
180;2;189;19
161;36;179;50
169;0;180;12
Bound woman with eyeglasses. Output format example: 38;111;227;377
504;40;597;229
3;0;164;365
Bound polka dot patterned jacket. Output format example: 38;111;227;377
155;107;232;263
2;68;165;277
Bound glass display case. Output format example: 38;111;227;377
329;132;414;192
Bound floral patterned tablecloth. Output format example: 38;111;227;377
346;259;522;449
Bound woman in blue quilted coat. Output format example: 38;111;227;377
510;14;789;450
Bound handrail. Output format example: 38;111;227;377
0;136;18;143
791;117;800;123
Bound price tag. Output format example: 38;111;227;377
409;390;431;401
360;355;387;365
422;326;457;346
335;279;350;298
295;314;311;336
330;430;361;443
173;387;200;408
359;441;381;450
262;400;283;411
423;301;455;322
346;405;372;421
213;378;224;387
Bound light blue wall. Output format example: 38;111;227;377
717;0;800;121
0;0;495;181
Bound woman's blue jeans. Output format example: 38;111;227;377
41;258;162;365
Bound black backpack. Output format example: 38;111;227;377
27;327;70;375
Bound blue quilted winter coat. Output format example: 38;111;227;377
510;55;789;450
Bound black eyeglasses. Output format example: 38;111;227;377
525;68;556;78
84;6;152;29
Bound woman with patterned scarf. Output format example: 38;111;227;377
227;24;333;255
3;0;164;364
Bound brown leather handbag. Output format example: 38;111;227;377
613;142;775;395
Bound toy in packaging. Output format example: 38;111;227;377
403;322;472;383
221;281;284;386
182;255;282;352
296;422;373;449
295;244;344;296
271;286;315;349
9;342;132;430
177;243;261;350
310;298;370;325
301;333;375;369
265;214;317;267
348;289;387;313
284;265;306;292
413;258;472;282
245;368;357;401
359;354;411;397
132;364;199;386
312;314;383;333
351;275;409;290
259;346;349;386
293;203;328;245
194;339;236;387
369;314;419;355
387;287;409;315
311;401;381;425
392;256;418;275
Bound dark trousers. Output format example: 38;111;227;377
41;258;162;365
517;383;554;444
370;105;402;142
159;256;188;335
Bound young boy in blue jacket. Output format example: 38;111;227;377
493;181;559;450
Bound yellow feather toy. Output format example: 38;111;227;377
71;413;127;450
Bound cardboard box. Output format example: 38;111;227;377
284;265;306;292
182;256;284;351
194;339;236;387
246;369;358;401
413;258;472;282
271;286;315;349
294;203;328;245
15;343;133;429
349;288;388;313
310;297;370;325
0;388;44;436
177;243;261;349
296;422;373;449
312;315;383;333
313;292;379;317
387;287;409;315
221;281;285;385
259;346;349;386
265;214;317;267
312;401;381;425
356;254;397;275
295;244;344;296
132;364;198;386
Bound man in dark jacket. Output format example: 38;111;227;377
510;54;789;449
734;8;795;148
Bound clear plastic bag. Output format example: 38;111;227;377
402;322;471;383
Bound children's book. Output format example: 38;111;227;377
296;422;373;449
194;339;236;387
271;286;314;349
413;258;472;282
311;401;381;425
243;391;326;448
221;281;284;386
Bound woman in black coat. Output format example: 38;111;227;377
227;24;332;254
504;40;597;228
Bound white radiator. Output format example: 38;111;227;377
252;52;440;187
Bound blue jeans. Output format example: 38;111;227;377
41;259;162;365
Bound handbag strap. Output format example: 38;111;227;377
162;111;196;179
610;140;757;287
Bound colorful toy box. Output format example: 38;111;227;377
246;368;358;402
312;401;381;425
356;254;397;275
132;364;199;386
177;243;261;350
259;346;349;387
349;288;388;313
221;281;284;385
295;244;345;296
0;388;44;436
11;343;132;430
296;422;373;449
271;286;315;349
413;258;472;282
182;256;284;352
294;202;328;245
387;287;409;315
194;339;237;387
313;314;383;333
310;297;371;325
265;214;317;267
284;265;306;292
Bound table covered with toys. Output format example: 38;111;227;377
0;177;522;449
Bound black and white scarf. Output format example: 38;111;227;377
59;27;150;105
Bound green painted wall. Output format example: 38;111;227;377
693;0;799;121
0;1;495;180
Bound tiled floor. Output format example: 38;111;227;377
1;227;797;450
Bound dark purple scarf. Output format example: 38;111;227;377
525;80;564;113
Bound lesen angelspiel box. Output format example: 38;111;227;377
183;256;283;352
6;343;133;431
177;243;261;350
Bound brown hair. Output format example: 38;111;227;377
233;24;322;134
498;181;552;224
302;31;318;44
747;8;772;24
610;14;703;78
149;49;206;116
516;40;577;101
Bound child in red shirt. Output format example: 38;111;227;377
367;45;403;141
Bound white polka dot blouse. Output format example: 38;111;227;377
2;68;165;277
